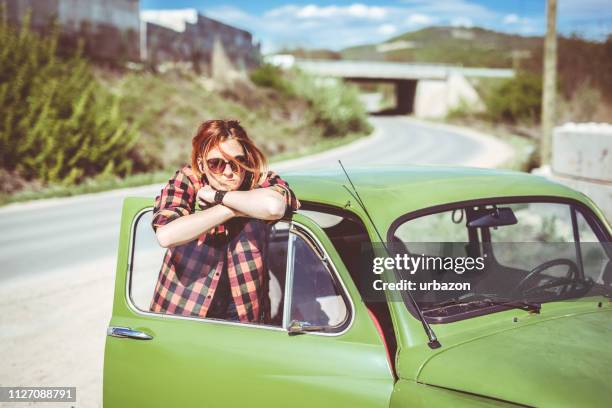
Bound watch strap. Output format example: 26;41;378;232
214;190;227;204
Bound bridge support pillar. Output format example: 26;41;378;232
395;80;417;114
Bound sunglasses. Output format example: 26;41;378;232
205;155;248;174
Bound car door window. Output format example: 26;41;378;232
130;211;166;311
129;209;290;327
129;211;350;331
286;229;350;330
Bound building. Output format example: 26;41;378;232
5;2;261;71
5;0;140;61
141;9;261;73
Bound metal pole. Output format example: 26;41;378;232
541;0;557;166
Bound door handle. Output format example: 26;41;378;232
107;326;153;340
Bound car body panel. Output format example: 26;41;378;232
390;379;519;407
103;199;394;408
414;307;612;407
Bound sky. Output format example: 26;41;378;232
140;1;612;53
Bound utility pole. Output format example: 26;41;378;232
541;0;557;166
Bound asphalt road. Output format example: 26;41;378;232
0;116;512;282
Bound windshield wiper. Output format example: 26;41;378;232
425;294;541;315
494;300;541;314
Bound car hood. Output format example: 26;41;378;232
417;310;612;407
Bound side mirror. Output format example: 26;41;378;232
468;207;517;228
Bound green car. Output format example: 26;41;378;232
104;167;612;407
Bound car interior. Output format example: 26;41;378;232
390;202;612;322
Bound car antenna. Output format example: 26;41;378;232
338;160;441;349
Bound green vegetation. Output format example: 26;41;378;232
250;64;371;137
483;73;542;124
249;63;293;95
341;26;541;68
0;14;140;187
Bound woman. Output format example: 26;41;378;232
150;119;300;324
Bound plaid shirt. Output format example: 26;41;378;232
150;165;300;323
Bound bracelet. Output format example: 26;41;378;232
214;190;227;204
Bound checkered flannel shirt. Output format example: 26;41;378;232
150;165;300;323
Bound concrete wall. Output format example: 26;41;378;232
58;0;139;32
5;0;140;61
5;0;60;27
186;14;259;71
550;123;612;223
142;11;261;73
414;73;484;118
144;22;188;64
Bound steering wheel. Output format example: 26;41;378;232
515;258;580;296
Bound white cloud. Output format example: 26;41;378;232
406;13;433;25
400;0;497;21
503;14;519;25
347;4;388;19
268;3;387;20
378;24;397;35
140;9;198;32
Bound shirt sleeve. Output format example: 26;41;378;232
258;170;301;213
151;168;196;232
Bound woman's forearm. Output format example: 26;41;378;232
156;204;236;248
222;188;286;220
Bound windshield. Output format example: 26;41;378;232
389;200;612;323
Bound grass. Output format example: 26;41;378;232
0;171;172;206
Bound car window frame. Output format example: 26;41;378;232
385;195;612;324
124;208;355;336
283;220;354;334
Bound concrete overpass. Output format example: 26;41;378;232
267;56;515;116
293;59;515;80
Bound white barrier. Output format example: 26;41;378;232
551;123;612;222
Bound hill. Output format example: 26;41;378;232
340;26;541;68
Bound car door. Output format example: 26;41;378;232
103;198;394;408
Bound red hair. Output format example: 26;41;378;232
191;119;268;189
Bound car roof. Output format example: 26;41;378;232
280;166;589;234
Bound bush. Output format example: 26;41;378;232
484;72;542;124
0;13;140;186
250;65;371;137
557;80;605;123
250;64;293;96
290;70;372;137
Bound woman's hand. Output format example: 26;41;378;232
198;184;285;220
197;186;247;218
197;185;217;207
221;188;286;221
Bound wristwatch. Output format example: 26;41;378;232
214;189;227;205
